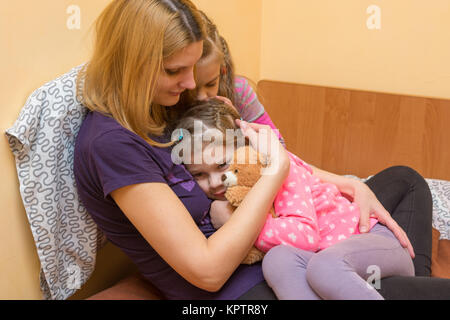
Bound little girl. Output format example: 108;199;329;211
173;99;415;300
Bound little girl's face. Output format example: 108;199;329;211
185;144;233;200
194;55;221;101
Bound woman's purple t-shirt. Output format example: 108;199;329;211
73;111;264;299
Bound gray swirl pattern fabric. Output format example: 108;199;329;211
428;178;450;240
5;65;106;300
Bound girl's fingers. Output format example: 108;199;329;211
373;207;415;258
385;218;415;258
353;186;370;233
358;193;415;258
358;206;370;233
236;120;260;150
235;119;284;164
236;119;268;133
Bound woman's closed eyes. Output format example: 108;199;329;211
165;68;181;76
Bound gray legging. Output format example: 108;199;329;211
238;166;450;300
262;223;413;299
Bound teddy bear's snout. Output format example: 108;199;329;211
222;171;238;187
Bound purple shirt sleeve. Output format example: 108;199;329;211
90;130;166;198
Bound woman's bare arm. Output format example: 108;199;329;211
112;160;288;292
112;120;290;292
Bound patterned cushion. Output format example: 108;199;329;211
5;65;106;300
428;179;450;240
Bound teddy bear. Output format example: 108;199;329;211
221;145;278;265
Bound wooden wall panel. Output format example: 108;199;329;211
257;80;450;180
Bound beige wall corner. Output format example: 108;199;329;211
0;0;113;299
0;149;41;299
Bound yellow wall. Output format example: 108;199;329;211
261;0;450;99
0;0;262;299
193;0;262;82
0;0;126;299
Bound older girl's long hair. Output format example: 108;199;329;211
198;11;236;106
77;0;205;147
176;10;236;111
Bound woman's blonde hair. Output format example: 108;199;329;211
77;0;205;147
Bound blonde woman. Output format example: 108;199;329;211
74;0;289;299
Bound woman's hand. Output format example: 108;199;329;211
351;179;415;258
235;119;290;175
210;200;233;229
